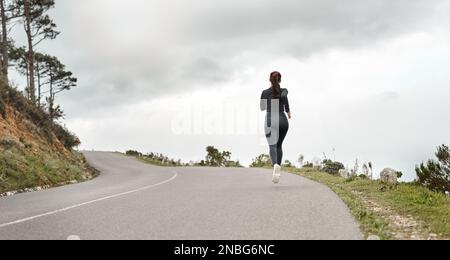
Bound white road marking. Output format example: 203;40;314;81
0;171;178;229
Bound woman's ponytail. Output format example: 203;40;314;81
270;71;282;98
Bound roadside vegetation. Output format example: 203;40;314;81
126;146;243;168
126;150;187;167
286;167;449;240
266;145;450;240
0;87;98;195
0;1;96;195
0;145;98;195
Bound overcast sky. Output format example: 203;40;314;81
13;0;450;180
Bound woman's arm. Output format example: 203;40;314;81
283;89;292;119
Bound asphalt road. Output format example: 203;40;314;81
0;151;363;240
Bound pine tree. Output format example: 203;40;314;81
18;0;59;103
0;0;21;83
416;145;450;193
10;48;77;120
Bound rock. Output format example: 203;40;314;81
380;168;398;186
367;235;381;241
339;169;351;179
428;233;438;240
67;235;81;240
6;191;16;197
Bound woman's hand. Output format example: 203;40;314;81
288;112;292;119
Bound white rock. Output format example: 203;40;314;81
367;235;381;241
6;191;16;196
380;168;398;185
67;235;81;240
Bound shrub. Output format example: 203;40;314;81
0;83;79;150
205;146;232;167
3;84;49;127
322;159;345;175
283;160;294;168
225;160;244;168
197;160;206;166
303;162;314;168
416;145;450;193
0;139;20;149
51;123;80;150
250;154;272;168
126;150;142;157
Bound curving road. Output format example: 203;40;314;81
0;152;363;240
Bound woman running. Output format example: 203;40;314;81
260;71;291;184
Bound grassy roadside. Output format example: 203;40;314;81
134;155;176;167
285;167;450;240
122;153;181;167
0;146;99;195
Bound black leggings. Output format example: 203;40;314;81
265;112;289;166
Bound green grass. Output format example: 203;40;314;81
286;167;450;240
130;155;181;167
0;146;97;194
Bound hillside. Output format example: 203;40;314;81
0;83;96;195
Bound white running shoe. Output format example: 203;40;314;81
272;164;281;184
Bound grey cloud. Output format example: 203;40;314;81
29;0;449;181
40;0;444;118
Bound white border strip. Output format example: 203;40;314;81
0;171;178;229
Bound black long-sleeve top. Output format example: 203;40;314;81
260;88;290;114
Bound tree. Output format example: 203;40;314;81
19;0;59;103
9;45;27;83
416;145;450;193
33;51;50;105
205;146;232;167
322;159;345;175
250;154;271;168
0;0;21;82
41;55;76;120
10;48;76;119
